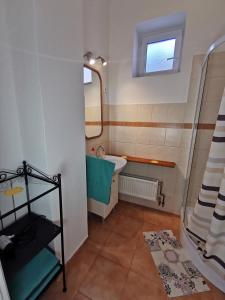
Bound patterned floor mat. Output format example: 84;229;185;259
143;230;210;297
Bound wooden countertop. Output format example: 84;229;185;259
110;154;176;168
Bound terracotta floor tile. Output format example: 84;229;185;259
116;200;145;221
102;210;121;231
78;238;100;254
200;281;225;300
65;240;98;291
121;270;167;300
41;201;225;300
112;214;143;238
142;219;175;233
88;225;111;250
131;243;160;281
143;207;180;228
88;210;120;232
80;256;128;300
73;292;91;300
40;272;77;300
101;231;137;268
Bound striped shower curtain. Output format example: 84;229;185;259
188;88;225;277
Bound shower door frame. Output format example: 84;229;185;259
181;34;225;293
182;34;225;225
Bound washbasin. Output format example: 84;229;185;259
104;155;127;174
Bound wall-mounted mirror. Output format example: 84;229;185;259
84;64;103;139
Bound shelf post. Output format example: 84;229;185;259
58;173;67;292
23;161;31;214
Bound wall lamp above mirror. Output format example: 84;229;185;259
84;52;107;67
84;64;103;139
96;56;107;66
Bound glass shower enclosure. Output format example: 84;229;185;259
181;35;225;292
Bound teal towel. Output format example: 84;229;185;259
8;248;59;300
86;155;115;204
28;264;61;300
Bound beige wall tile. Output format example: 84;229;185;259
156;146;179;162
136;104;152;122
162;168;177;195
136;127;165;145
109;126;117;141
203;77;225;103
134;144;179;163
134;144;156;159
165;128;182;147
199;101;220;123
110;141;135;156
180;129;192;149
195;129;214;150
109;105;118;121
174;174;186;200
110;126;137;143
167;104;185;123
207;52;225;78
151;104;168;122
192;149;209;171
109;104;138;121
183;101;197;123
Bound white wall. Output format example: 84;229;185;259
83;0;110;152
108;0;225;104
0;0;87;262
83;0;109;59
0;0;23;170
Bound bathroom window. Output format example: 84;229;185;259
137;29;183;76
132;13;185;77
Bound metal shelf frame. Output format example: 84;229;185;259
0;161;67;294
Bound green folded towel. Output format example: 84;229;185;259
86;155;115;204
8;248;60;300
28;264;61;300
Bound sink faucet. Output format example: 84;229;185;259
96;145;105;158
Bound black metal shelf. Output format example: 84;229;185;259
0;161;67;297
0;212;61;281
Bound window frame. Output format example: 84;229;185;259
137;28;183;77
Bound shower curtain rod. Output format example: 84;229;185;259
202;34;225;66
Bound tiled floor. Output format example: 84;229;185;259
41;201;225;300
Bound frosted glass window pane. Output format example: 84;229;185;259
146;38;176;73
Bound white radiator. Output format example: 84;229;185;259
119;174;159;202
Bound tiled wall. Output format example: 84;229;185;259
187;51;225;207
108;104;189;215
107;55;203;215
109;104;185;161
85;54;210;215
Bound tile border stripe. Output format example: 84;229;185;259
85;121;215;130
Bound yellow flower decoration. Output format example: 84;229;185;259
3;186;24;197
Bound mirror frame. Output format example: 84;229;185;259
84;64;104;140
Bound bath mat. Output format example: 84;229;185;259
143;230;210;297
